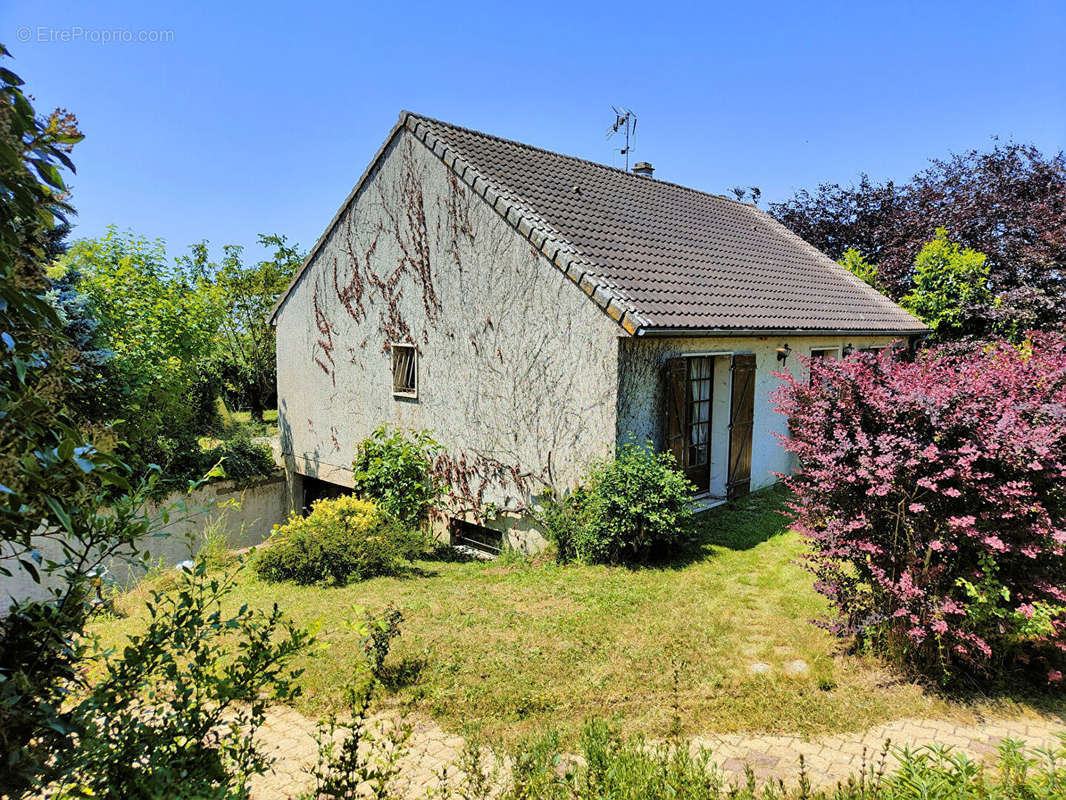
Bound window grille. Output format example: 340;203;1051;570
391;344;417;397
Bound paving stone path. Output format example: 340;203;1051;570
252;706;469;800
251;705;1066;800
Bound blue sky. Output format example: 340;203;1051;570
4;0;1064;263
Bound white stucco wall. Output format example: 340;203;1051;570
274;130;623;512
617;334;906;493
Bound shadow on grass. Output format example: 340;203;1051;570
882;658;1066;723
693;484;793;549
644;484;793;571
419;543;483;564
379;656;426;692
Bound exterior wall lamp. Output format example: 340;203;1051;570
776;344;792;364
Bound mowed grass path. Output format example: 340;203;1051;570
99;487;1056;746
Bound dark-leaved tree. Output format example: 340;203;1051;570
769;142;1066;336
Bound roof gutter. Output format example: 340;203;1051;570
635;327;929;337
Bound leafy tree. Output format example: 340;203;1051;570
182;234;303;419
43;266;113;419
0;45;150;789
55;227;225;482
900;229;990;340
55;561;310;799
837;248;879;288
351;426;444;528
0;51;311;795
769;142;1066;336
770;174;909;278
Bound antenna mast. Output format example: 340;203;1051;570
607;106;637;171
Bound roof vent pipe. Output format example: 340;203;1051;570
632;161;654;177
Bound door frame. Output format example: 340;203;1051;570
662;349;755;499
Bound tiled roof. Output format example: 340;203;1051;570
403;112;927;335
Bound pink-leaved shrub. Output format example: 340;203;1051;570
773;332;1066;682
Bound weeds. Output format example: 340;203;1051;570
301;684;412;800
430;724;1066;799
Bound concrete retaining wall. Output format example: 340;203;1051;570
1;471;289;610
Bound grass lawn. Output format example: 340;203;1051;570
99;487;1062;747
197;408;279;449
230;408;278;435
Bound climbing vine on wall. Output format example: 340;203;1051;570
331;226;376;326
311;283;337;385
430;450;544;522
439;171;475;269
364;137;443;352
294;128;617;517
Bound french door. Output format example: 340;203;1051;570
664;356;712;491
727;354;756;499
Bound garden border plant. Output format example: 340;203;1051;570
351;424;445;528
773;333;1066;684
540;438;694;565
254;495;425;585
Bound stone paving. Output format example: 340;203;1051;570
251;705;1066;799
252;705;469;800
690;715;1066;787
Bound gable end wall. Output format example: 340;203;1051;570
275;130;623;515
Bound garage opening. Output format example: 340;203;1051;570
300;476;352;516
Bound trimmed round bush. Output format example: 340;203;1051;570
773;332;1066;683
253;496;423;585
546;441;693;565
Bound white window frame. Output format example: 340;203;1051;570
810;347;841;360
391;343;418;399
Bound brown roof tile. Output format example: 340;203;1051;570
404;112;926;334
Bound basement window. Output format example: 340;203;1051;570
391;344;417;398
450;518;503;556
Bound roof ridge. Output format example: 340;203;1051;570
401;110;755;211
402;111;650;334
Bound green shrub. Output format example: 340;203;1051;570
546;441;693;565
540;486;592;563
54;558;311;799
356;604;404;680
253;496;423;585
351;425;444;527
301;683;412;800
200;433;275;485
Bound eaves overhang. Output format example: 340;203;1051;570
635;326;929;337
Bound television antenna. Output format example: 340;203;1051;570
607;106;637;170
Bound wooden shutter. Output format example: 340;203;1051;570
727;354;756;499
663;358;687;469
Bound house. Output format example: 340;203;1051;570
271;111;926;550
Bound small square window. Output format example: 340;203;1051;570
810;347;839;360
391;344;417;398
